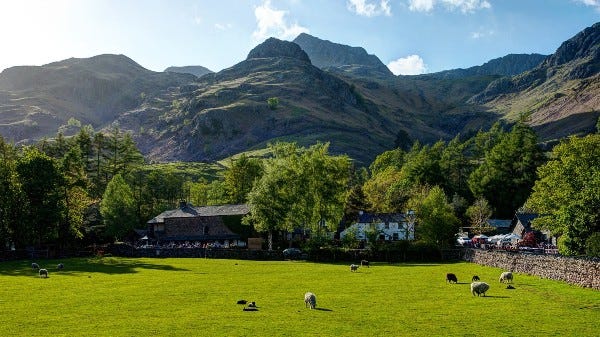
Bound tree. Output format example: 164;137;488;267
244;142;350;250
468;122;544;218
59;146;91;247
267;97;279;110
16;147;64;247
409;186;460;247
465;197;493;234
526;134;600;255
100;174;137;240
224;154;263;204
0;139;26;248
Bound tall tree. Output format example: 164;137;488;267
465;197;493;234
100;174;137;240
526;134;600;255
0;138;26;248
16;147;64;247
468;122;544;218
224;154;263;204
409;186;460;247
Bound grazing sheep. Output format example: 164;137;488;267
471;282;490;296
304;292;316;309
446;273;458;283
350;264;359;272
361;260;370;268
57;263;64;270
499;271;513;283
31;263;40;270
247;301;256;308
472;275;480;282
39;269;48;278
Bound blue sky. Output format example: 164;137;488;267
0;0;598;75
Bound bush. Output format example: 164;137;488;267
585;232;600;257
267;97;279;110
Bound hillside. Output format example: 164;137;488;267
471;22;600;140
0;54;195;142
420;54;547;80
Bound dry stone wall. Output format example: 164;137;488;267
463;249;599;290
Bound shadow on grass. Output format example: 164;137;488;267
0;257;189;277
315;308;333;311
481;295;511;298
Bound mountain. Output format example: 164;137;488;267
0;24;598;165
165;65;213;78
421;54;547;80
0;54;195;142
293;33;393;78
471;22;600;140
119;38;408;164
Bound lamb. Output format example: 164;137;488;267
31;263;40;270
472;275;480;282
471;282;490;296
350;264;359;272
57;263;64;270
361;260;370;268
304;292;316;309
446;273;458;283
39;269;48;278
499;271;513;283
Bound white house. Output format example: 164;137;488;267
340;211;414;241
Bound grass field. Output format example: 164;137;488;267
0;257;597;337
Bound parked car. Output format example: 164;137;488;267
283;248;304;259
456;237;471;245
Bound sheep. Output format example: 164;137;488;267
350;264;359;272
57;263;64;270
471;282;490;296
39;269;48;278
446;273;458;283
499;271;513;283
472;275;480;282
360;260;370;268
304;292;316;309
31;263;40;270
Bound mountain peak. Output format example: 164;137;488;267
246;38;311;63
292;33;392;77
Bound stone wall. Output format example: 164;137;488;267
463;249;599;290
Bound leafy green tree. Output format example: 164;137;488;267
369;148;404;176
267;97;279;110
16;147;64;246
409;186;460;247
468;122;544;218
224;154;263;204
465;197;493;234
59;146;91;246
244;142;350;250
0;138;26;248
440;135;472;198
526;134;600;255
100;174;137;240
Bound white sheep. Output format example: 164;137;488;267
304;292;316;309
471;282;489;296
350;264;359;272
499;271;513;283
39;268;48;278
31;263;40;270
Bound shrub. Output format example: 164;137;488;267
585;232;600;257
267;97;279;110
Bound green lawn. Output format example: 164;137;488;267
0;257;597;336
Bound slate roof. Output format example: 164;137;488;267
147;204;249;224
487;219;512;228
513;213;539;231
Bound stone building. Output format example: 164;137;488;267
147;202;250;246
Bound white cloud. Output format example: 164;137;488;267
252;0;309;41
387;55;427;75
470;29;494;39
408;0;491;13
214;23;233;31
575;0;600;10
347;0;392;17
